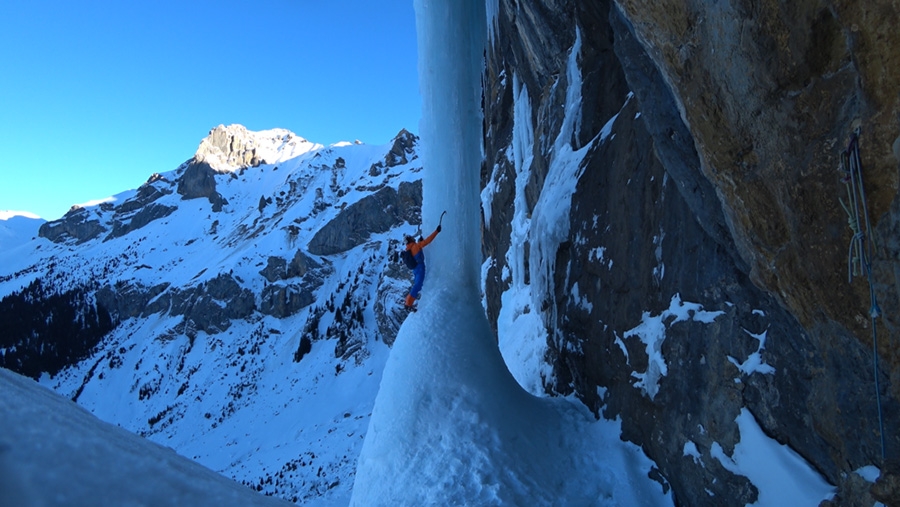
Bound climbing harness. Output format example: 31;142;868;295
839;128;886;461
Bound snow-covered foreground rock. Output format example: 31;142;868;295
0;367;291;507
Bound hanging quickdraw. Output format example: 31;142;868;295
840;130;878;288
839;152;864;280
839;128;886;461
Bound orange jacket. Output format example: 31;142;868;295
407;228;439;260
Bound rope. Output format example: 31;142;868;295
840;128;886;461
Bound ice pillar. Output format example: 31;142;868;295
414;0;487;299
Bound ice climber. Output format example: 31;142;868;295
402;223;441;310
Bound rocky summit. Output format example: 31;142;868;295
481;1;898;505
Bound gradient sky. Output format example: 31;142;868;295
0;0;420;220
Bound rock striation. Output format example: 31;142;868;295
482;0;900;504
38;206;107;244
41;171;180;243
307;180;423;256
197;124;264;170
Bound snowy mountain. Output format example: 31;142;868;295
0;124;422;506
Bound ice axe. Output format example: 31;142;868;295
417;211;446;241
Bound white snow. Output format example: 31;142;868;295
0;210;41;220
497;279;553;396
480;160;501;225
710;409;835;506
854;465;881;483
571;282;593;312
0;211;45;250
728;327;776;377
624;294;724;399
683;440;703;466
0;367;291;507
614;331;630;362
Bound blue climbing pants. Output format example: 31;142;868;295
409;264;426;299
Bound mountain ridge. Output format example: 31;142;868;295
0;124;423;505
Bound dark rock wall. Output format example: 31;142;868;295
482;0;899;504
38;206;107;244
177;159;228;211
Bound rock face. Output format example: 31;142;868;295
370;129;418;176
259;251;322;283
96;274;256;337
307;180;423;255
196;124;266;172
258;252;330;319
482;0;899;503
38;206;107;244
178;124;313;211
176;158;228;211
373;244;415;348
40;172;178;243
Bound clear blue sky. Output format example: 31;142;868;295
0;0;420;220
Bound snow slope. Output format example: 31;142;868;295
0;367;292;507
0;211;44;251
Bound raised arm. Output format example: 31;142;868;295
418;227;440;248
